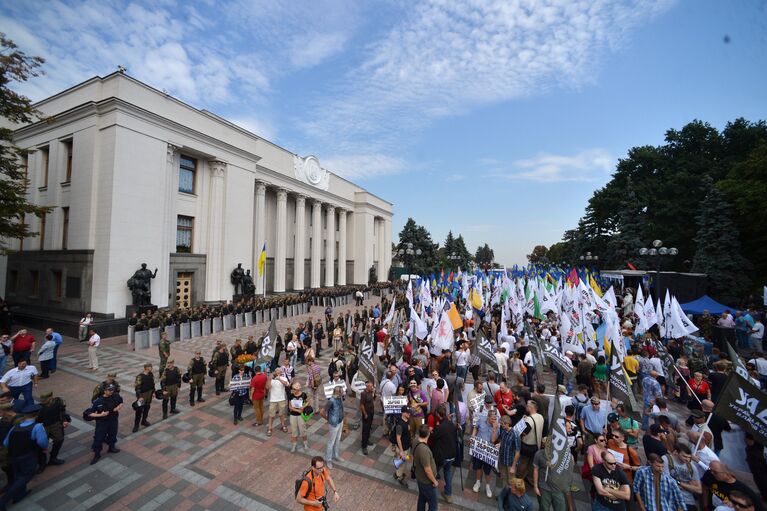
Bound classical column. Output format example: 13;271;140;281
337;208;347;286
274;188;288;293
293;194;306;290
253;181;267;295
160;143;180;307
376;217;385;281
383;217;392;281
205;160;227;300
311;200;322;288
325;205;335;287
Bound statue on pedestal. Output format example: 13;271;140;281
242;270;256;296
127;263;158;305
231;263;245;295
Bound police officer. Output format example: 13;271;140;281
133;363;155;432
36;392;70;466
0;403;48;508
160;359;181;419
0;403;15;491
213;344;229;396
158;333;171;377
92;372;121;401
88;384;122;464
187;350;207;406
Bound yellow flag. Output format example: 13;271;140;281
257;243;267;276
589;276;603;298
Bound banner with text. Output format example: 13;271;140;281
469;436;499;469
713;373;767;446
383;395;409;414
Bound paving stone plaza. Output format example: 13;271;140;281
14;295;601;511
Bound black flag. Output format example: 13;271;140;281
713;373;767;446
542;343;573;377
358;334;377;385
607;340;639;417
259;317;278;363
474;328;496;366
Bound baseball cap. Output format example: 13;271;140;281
590;396;600;404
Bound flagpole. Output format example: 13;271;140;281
672;364;701;405
692;412;713;454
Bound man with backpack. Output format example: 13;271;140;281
295;455;341;510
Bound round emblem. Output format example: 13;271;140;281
305;158;322;185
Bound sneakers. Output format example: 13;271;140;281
485;483;493;498
327;461;334;469
303;442;309;451
362;447;368;455
291;444;297;453
441;491;453;503
473;480;481;493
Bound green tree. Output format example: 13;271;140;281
527;245;549;264
396;218;439;275
475;243;494;268
605;186;645;269
0;35;51;252
547;242;569;265
691;179;752;303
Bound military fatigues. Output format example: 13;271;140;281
187;356;207;406
213;350;229;395
133;371;155;431
91;392;123;456
37;397;70;464
160;365;181;418
158;338;171;377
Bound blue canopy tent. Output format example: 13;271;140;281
679;295;736;315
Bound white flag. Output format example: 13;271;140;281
410;307;428;340
431;312;454;354
656;299;665;338
406;280;414;310
643;294;657;330
635;286;647;335
384;296;396;326
670;296;699;337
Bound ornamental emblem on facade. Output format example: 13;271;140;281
294;155;330;190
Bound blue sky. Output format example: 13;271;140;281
3;0;766;265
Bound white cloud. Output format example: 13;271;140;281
227;116;278;143
322;153;406;181
499;149;616;182
301;0;674;174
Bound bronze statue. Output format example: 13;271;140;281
127;263;158;305
230;263;245;294
242;269;255;295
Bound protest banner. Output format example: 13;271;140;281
383;395;408;414
469;392;486;414
608;340;640;417
513;418;527;436
542;343;573;377
358;334;377;384
474;329;496;366
713;373;767;446
469;436;498;469
228;378;251;391
259;317;278;363
543;392;574;491
323;380;348;399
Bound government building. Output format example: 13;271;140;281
0;72;393;319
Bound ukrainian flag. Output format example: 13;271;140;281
257;242;267;276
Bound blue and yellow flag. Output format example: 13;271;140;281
257;242;267;276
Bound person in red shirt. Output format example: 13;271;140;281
494;381;515;417
249;365;268;426
687;371;711;411
10;330;35;366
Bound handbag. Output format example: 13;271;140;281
519;417;539;457
228;392;236;406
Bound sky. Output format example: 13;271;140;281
3;0;766;265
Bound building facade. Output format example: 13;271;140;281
1;73;393;318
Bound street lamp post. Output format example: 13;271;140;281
579;251;599;269
638;239;678;300
397;242;422;278
447;253;460;272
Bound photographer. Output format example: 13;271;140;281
296;456;340;510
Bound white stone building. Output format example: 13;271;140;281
1;72;393;318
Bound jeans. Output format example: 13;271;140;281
51;344;60;371
232;394;244;421
525;366;536;391
417;481;438;511
456;365;468;382
326;422;343;461
9;382;33;404
361;412;373;448
592;499;624;511
0;453;37;508
440;459;454;496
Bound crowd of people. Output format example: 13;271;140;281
0;280;765;511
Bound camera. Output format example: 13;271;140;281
318;496;330;511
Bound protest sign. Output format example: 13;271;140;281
474;329;496;366
608;340;640;416
358;335;377;384
713;373;767;446
323;380;348;399
542;343;573;377
469;436;498;469
383;395;408;414
543;392;574;492
228;378;251;391
469;392;486;414
513;418;527;436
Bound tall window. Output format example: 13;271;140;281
52;270;62;298
41;146;50;187
30;270;40;295
179;156;196;193
176;215;194;253
39;213;46;250
63;140;73;182
61;207;69;249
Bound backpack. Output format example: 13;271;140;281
294;469;313;499
311;369;322;389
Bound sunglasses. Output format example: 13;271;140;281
597;438;606;443
611;435;620;439
604;461;616;467
731;502;752;509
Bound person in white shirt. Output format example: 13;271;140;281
748;352;767;389
749;319;764;352
455;342;470;381
523;350;536;391
0;359;38;404
494;347;509;380
717;311;735;328
87;329;100;370
267;372;289;436
79;313;93;342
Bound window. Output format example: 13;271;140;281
39;213;46;250
8;271;18;294
61;207;69;249
52;270;62;298
63;140;73;182
66;276;81;298
176;215;194;253
30;270;40;295
41;146;50;187
179;155;196;193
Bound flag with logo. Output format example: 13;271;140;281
543;390;574;491
474;328;496;366
608;339;640;417
259;317;278;362
358;334;377;384
726;341;750;381
713;373;767;445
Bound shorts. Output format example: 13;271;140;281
472;456;493;474
269;400;287;418
290;414;306;437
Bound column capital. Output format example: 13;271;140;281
255;180;267;195
336;207;347;215
208;160;227;178
166;143;181;163
276;188;288;201
311;198;323;210
295;194;306;206
325;204;336;213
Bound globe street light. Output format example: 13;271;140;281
638;239;678;300
579;251;599;269
397;242;422;278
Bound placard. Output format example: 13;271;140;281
607;449;624;464
469;436;498;469
228;378;252;391
513;418;527;436
469;392;486;414
383;396;408;414
323;381;348;399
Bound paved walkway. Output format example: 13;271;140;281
13;297;594;511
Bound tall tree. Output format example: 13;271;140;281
527;245;549;264
475;243;494;268
691;179;753;303
605;186;645;269
0;35;51;252
396;218;439;275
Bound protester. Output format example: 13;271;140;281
288;382;309;452
532;447;568;511
430;405;457;504
295;456;341;511
662;443;702;511
471;399;499;498
633;453;687;511
497;477;535;511
267;370;289;436
413;424;439;511
321;386;344;469
592;451;631;511
249;365;267;426
701;461;764;511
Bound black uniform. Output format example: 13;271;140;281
91;393;123;455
